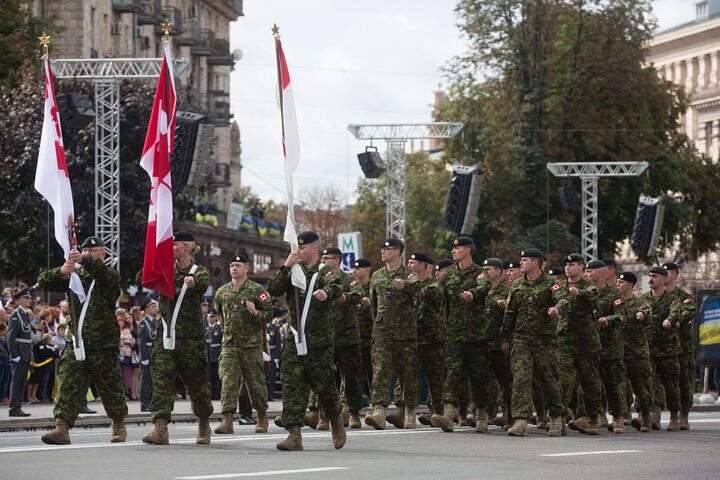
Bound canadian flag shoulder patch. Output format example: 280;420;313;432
683;297;693;304
550;283;562;292
612;298;624;307
257;292;270;302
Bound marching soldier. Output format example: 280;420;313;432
214;254;272;435
351;259;374;405
7;288;33;418
206;309;223;400
37;236;127;444
138;298;158;412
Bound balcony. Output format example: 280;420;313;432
206;91;231;126
175;18;199;46
223;0;244;16
191;28;215;56
208;37;234;66
111;0;143;13
137;0;163;25
154;6;183;36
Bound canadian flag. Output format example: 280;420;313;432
34;56;85;301
140;43;176;298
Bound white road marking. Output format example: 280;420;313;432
174;467;349;479
540;450;642;457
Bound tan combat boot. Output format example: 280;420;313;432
364;404;386;430
142;419;169;445
537;411;548;430
255;411;269;433
640;413;651;433
215;413;235;434
340;406;350;428
41;417;71;445
349;413;362;429
418;412;433;426
458;409;469;427
612;416;625;434
316;411;329;431
196;417;211;444
110;419;127;443
666;411;679;431
303;409;319;429
547;417;563;437
403;407;416;429
274;415;285;428
474;410;488;433
630;415;642;431
507;418;528;436
568;416;591;434
329;415;346;449
679;411;690;431
276;425;303;451
586;419;600;435
651;406;661;430
430;404;456;433
386;406;405;429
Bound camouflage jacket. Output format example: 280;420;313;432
501;273;558;346
640;290;680;357
370;264;419;341
607;296;652;358
439;263;490;342
352;281;373;344
596;285;624;359
267;261;344;349
153;261;210;341
416;277;445;346
552;278;601;355
214;279;272;349
38;256;121;351
485;283;510;351
667;287;696;354
332;271;362;347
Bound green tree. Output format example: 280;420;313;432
349;178;386;267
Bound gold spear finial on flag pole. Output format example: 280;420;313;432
161;18;173;44
38;32;51;57
272;23;280;39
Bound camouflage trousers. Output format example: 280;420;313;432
651;354;681;412
370;337;418;408
510;340;564;419
442;340;490;410
598;358;628;417
335;343;364;415
624;352;653;416
393;342;445;412
281;341;339;427
54;345;127;427
219;346;268;414
151;337;213;422
488;349;512;418
678;351;695;415
557;347;603;420
360;339;373;396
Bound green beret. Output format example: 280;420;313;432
520;248;544;259
229;254;249;265
381;238;404;250
353;258;371;268
564;253;585;264
435;259;454;270
322;247;342;256
618;272;637;284
298;231;319;245
585;260;606;270
661;262;679;271
482;258;503;268
409;252;433;264
79;236;104;249
648;266;668;276
547;266;563;276
601;258;617;267
452;236;474;247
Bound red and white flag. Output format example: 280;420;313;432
140;43;176;298
34;56;85;302
275;31;306;291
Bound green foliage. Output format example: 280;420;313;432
349;178;386;267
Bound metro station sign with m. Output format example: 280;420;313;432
338;232;363;273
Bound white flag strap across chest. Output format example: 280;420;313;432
72;279;95;362
163;263;198;350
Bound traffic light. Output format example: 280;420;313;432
442;165;483;235
630;195;665;256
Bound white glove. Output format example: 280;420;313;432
10;356;20;363
141;360;149;366
262;351;271;362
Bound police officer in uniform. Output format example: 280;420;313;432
7;288;33;417
138;298;158;412
206;309;223;400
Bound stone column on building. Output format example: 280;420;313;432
698;54;708;90
685;57;696;94
711;120;720;161
696;120;707;156
711;52;719;87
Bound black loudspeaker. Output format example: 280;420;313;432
631;195;665;257
358;146;385;178
56;93;95;130
442;165;483;235
171;111;206;194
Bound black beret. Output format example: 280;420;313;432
173;231;195;242
353;258;371;268
482;258;503;268
79;236;104;249
601;258;617;267
564;253;585;264
504;260;519;269
585;260;606;270
452;236;474;247
435;259;454;270
648;266;668;276
229;254;249;264
661;262;679;271
322;247;342;257
520;248;544;259
12;288;32;300
207;309;218;316
547;267;563;276
409;252;433;264
618;272;637;284
297;231;319;245
381;238;404;249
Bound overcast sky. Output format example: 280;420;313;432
228;1;697;204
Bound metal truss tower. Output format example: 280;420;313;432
52;58;188;270
546;162;649;261
347;123;463;241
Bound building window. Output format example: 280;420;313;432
697;2;708;20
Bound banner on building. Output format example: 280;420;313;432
696;290;720;364
227;202;244;230
338;232;363;273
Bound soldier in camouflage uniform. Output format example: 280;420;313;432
351;259;374;406
610;272;654;432
430;236;492;433
213;254;273;435
553;254;603;436
501;248;565;437
267;231;347;451
141;231;214;445
662;262;696;430
641;266;682;431
37;236;127;445
364;239;420;430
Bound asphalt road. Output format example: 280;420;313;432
0;412;718;480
